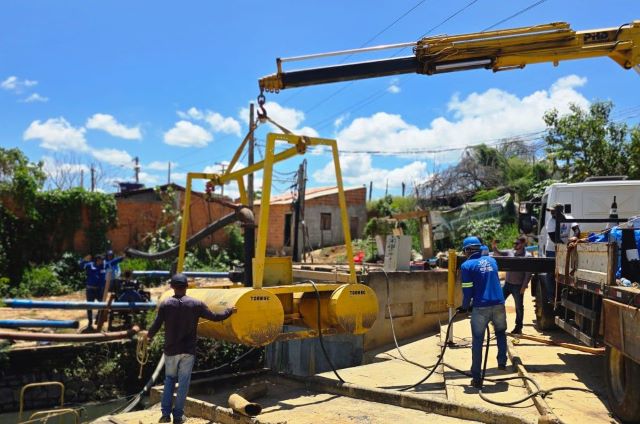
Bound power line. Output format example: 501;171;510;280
482;0;549;32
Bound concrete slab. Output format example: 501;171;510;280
504;292;616;423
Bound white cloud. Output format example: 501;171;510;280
22;93;49;103
334;74;590;160
138;172;160;185
239;101;318;137
92;148;133;167
23;118;88;151
387;78;401;94
170;172;187;183
177;107;241;136
334;113;349;129
146;161;177;171
1;76;37;92
86;113;142;140
164;121;213;147
313;153;427;188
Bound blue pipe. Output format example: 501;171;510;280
2;299;157;310
132;271;230;278
0;319;79;329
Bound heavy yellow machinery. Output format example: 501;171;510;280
166;129;378;347
259;21;639;92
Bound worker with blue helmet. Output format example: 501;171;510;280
458;235;507;388
105;249;124;279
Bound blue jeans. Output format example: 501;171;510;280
162;354;195;419
503;283;524;329
470;304;507;380
85;286;103;325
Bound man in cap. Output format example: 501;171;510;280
143;273;237;424
457;236;507;388
492;235;532;334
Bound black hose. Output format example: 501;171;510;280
125;207;253;260
306;280;345;383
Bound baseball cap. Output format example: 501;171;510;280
170;273;188;287
462;236;482;250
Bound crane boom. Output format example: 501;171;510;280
259;21;640;92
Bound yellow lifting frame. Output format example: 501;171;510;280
176;132;357;286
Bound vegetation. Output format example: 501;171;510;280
544;101;640;182
0;147;117;295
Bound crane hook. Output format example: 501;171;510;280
257;91;267;122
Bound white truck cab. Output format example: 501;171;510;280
537;179;640;257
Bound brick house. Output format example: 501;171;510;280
254;186;367;256
108;183;234;254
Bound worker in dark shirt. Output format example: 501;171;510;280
79;254;106;328
492;235;532;334
457;236;507;388
143;273;236;424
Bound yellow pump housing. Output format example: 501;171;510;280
167;130;379;346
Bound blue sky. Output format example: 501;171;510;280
1;1;639;198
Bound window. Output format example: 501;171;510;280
321;213;332;231
350;217;359;238
284;214;292;246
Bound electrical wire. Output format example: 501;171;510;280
302;280;345;382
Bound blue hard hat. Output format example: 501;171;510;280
462;236;482;250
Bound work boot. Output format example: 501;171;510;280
471;378;482;389
498;363;507;371
158;416;171;423
510;326;522;335
173;416;185;424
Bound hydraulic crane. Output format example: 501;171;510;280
259;21;640;93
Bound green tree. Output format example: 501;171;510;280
544;101;639;182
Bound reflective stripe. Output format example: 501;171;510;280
461;282;474;288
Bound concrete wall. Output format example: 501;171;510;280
363;270;462;351
108;191;233;254
265;269;461;376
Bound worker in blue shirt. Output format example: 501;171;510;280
457;236;507;388
105;250;124;279
79;255;106;328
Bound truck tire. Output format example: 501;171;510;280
534;277;555;330
605;345;640;423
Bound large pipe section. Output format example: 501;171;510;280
0;326;139;342
0;319;79;329
2;299;156;310
125;206;254;261
159;288;284;347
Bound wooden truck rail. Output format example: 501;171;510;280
555;242;640;422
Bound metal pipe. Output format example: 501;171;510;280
0;326;139;342
2;299;156;310
280;41;417;63
131;271;230;278
0;319;79;329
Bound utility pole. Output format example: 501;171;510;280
244;103;256;286
80;169;84;189
369;181;373;201
215;162;227;197
402;182;406;197
293;160;306;262
385;179;388;197
168;162;171;184
134;156;140;184
90;164;96;192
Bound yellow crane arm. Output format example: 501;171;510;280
259;21;640;92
